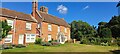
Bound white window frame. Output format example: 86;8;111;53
26;22;31;30
26;34;36;43
37;23;41;28
7;19;14;28
5;34;12;43
48;34;51;41
58;26;60;32
64;27;67;33
48;24;52;31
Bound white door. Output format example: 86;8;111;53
48;34;51;41
18;34;24;44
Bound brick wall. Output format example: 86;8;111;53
41;22;70;41
0;16;37;45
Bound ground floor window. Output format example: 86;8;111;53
48;34;51;41
26;34;36;43
5;34;12;43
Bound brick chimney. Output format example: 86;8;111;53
40;6;48;14
32;0;38;18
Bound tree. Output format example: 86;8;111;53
107;16;120;38
70;20;97;41
0;20;11;40
100;28;112;38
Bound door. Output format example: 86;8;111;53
48;34;51;41
18;34;24;44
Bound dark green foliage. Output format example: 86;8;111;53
0;20;11;40
15;44;26;48
41;42;52;46
100;28;112;38
107;16;120;38
116;38;120;46
70;20;97;41
35;38;42;44
2;44;13;49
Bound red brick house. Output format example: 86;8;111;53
0;0;70;45
0;8;38;45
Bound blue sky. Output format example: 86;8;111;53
2;2;119;26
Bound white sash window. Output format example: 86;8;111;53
58;26;60;32
26;34;36;43
7;20;14;28
64;28;67;33
26;23;31;30
48;24;52;31
5;34;12;43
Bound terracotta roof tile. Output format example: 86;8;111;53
39;12;70;27
0;8;36;22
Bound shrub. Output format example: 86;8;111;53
35;38;42;44
80;38;90;44
16;44;26;48
2;44;13;49
51;42;60;46
41;42;52;46
116;38;120;46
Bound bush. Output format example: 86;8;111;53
16;44;26;48
2;44;13;49
41;42;52;46
51;42;60;46
80;38;90;44
116;38;120;46
35;38;42;44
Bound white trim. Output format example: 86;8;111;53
18;34;24;44
26;34;36;43
5;34;12;43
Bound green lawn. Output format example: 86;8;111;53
2;43;119;52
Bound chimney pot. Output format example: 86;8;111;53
40;6;48;14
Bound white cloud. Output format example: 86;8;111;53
83;5;89;10
57;5;68;14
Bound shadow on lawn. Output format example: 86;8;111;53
110;50;120;54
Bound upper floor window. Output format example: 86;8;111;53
26;22;31;30
7;20;14;28
48;24;52;31
65;27;67;33
58;26;60;32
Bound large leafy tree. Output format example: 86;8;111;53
107;16;120;38
70;20;97;40
0;20;11;40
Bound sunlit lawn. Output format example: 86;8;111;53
2;43;119;52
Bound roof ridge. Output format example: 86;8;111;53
1;8;30;15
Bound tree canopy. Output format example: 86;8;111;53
0;20;11;40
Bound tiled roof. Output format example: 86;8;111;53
0;8;36;22
39;12;70;27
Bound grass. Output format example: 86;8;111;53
2;43;119;52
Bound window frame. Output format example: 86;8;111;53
7;19;14;29
48;24;52;31
5;34;12;43
58;26;60;32
48;34;52;41
26;34;36;43
26;22;32;30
